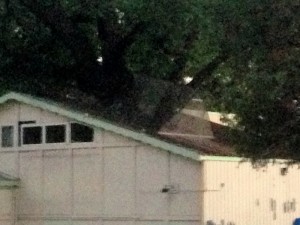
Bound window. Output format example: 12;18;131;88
1;126;14;147
46;125;66;143
71;123;94;142
18;122;93;145
18;121;35;146
23;126;42;144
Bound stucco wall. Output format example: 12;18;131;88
202;160;300;225
0;101;201;225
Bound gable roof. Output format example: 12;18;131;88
0;92;204;161
0;92;244;162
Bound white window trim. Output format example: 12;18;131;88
45;124;67;144
21;124;43;146
0;122;96;150
70;122;95;143
65;123;71;144
42;125;46;144
21;122;69;146
0;124;15;148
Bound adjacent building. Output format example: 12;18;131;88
0;92;299;225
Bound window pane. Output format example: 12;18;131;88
71;123;94;142
2;126;14;147
23;126;42;144
18;121;35;146
46;125;66;143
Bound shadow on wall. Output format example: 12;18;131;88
206;220;236;225
206;198;297;225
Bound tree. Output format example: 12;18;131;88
0;0;299;159
0;0;210;98
0;0;221;129
201;0;300;160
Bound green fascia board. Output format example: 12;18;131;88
198;155;291;163
0;92;201;161
199;155;243;162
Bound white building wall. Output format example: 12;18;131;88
0;189;15;225
202;160;300;225
0;101;201;225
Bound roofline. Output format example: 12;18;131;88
199;155;291;164
0;92;201;161
199;155;243;162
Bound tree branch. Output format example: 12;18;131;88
1;0;12;33
187;52;228;89
150;51;228;132
116;22;144;51
20;0;97;66
167;29;200;82
97;15;110;43
70;13;93;24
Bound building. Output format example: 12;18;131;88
0;92;299;225
0;92;202;225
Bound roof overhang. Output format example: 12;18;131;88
0;92;202;161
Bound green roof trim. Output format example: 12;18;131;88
0;172;20;189
199;155;243;162
198;155;290;163
0;92;201;161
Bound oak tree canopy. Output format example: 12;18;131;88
0;0;299;159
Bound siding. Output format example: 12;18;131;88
0;102;201;225
13;146;201;224
0;189;15;225
202;160;300;225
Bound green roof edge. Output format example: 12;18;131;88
198;155;291;163
0;92;201;161
199;155;243;162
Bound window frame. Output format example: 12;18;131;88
14;122;94;147
70;122;94;143
0;125;15;148
18;121;36;146
45;124;67;144
21;123;69;146
21;124;43;145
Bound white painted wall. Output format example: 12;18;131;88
0;189;15;225
0;101;201;225
202;160;300;225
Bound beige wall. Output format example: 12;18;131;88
0;189;15;225
202;160;300;225
3;100;300;225
0;101;201;225
13;145;201;225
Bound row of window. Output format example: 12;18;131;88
1;122;94;148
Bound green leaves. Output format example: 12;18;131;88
0;0;299;159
